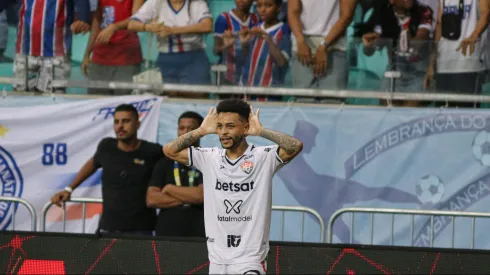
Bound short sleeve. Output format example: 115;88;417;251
188;146;215;172
278;26;292;61
130;0;158;24
148;158;169;188
191;0;212;23
418;6;434;31
262;145;287;173
214;14;228;36
93;138;110;169
74;0;91;23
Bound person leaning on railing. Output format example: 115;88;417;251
50;104;164;237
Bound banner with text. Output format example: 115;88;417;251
0;95;161;233
156;103;490;249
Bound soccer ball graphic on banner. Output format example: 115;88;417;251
472;130;490;167
416;175;445;204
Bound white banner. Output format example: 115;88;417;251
0;95;162;233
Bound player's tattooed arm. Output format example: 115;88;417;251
164;107;217;164
259;128;303;162
248;106;302;162
172;129;204;152
163;129;204;164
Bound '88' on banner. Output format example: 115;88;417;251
0;96;162;232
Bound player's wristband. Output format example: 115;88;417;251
64;187;73;193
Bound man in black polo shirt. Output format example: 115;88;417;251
147;111;205;237
50;104;163;236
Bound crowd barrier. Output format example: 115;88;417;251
328;207;490;248
40;197;103;233
30;197;323;242
0;196;36;232
1;230;490;274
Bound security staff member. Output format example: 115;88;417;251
147;111;205;237
51;104;163;236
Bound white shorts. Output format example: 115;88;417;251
13;54;71;93
209;261;267;275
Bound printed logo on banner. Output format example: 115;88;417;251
277;113;490;244
92;98;159;121
0;145;23;230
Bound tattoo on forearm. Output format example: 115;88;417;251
260;128;302;155
169;129;203;152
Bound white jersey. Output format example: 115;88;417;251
188;144;286;264
437;0;487;73
131;0;212;53
291;0;346;52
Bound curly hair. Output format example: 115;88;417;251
216;99;251;122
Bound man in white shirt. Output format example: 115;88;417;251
288;0;357;102
163;99;303;275
425;0;490;107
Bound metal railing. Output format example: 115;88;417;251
0;196;37;231
272;205;325;243
40;197;103;233
2;76;490;103
327;207;490;248
39;197;325;242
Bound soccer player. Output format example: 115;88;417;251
163;99;303;275
214;0;258;85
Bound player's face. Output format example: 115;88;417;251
217;112;249;149
113;111;139;141
256;0;280;22
390;0;413;10
178;118;200;137
235;0;253;12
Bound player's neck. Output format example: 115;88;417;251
118;138;141;152
226;142;249;160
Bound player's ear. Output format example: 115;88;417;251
137;120;141;130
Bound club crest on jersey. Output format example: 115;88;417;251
241;160;254;174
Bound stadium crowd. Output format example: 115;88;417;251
0;0;489;106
